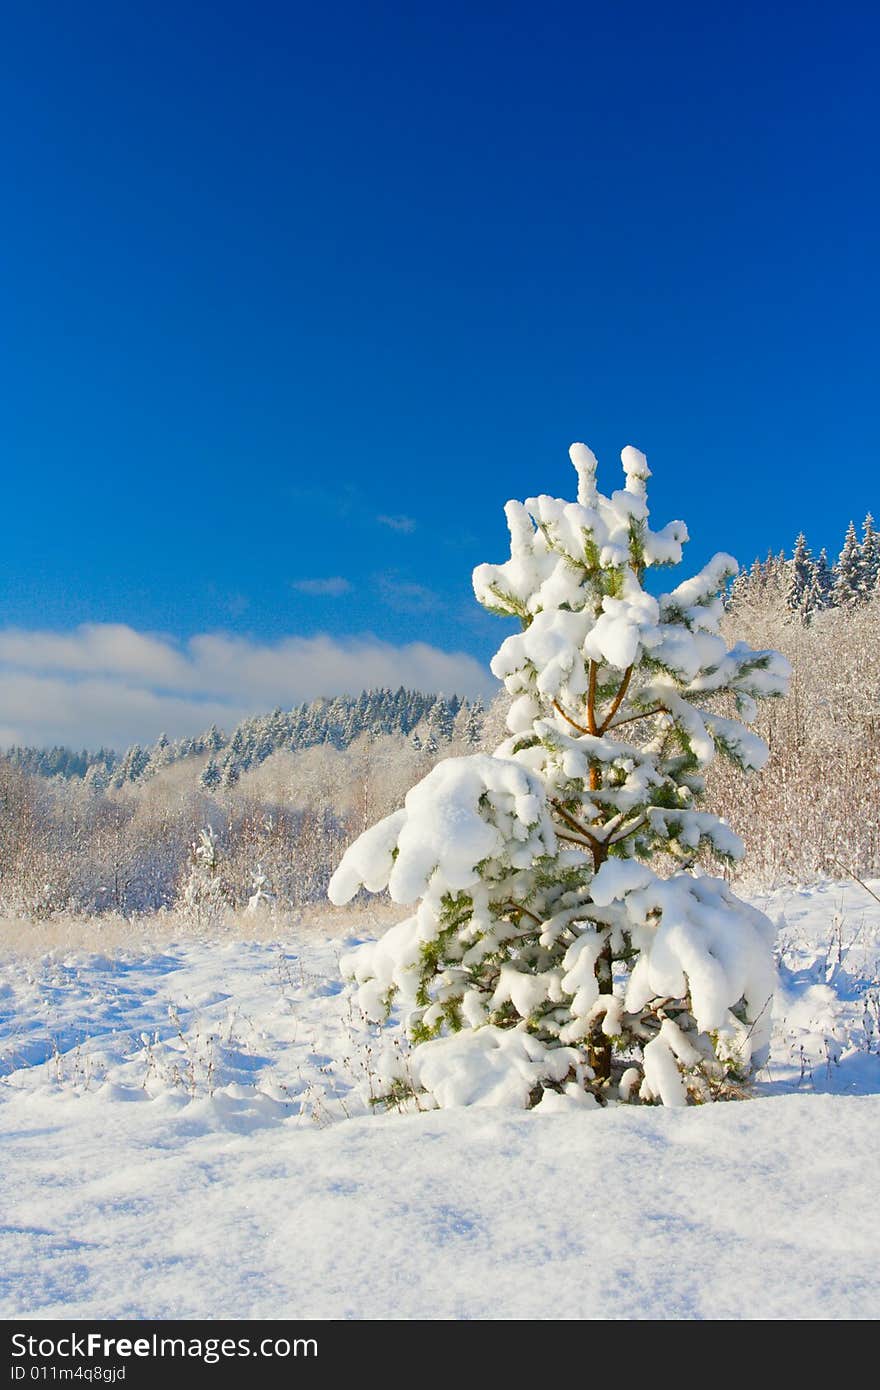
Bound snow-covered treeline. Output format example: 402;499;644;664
1;525;878;924
4;687;480;789
709;554;880;884
0;696;485;921
729;511;879;618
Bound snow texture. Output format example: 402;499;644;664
410;1027;580;1109
0;882;878;1319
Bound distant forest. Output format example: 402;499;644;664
1;509;878;922
3;687;485;788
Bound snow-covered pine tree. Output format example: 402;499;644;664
202;723;225;752
785;533;813;620
427;698;455;743
83;762;109;794
860;513;880;595
199;756;222;791
463;697;485;745
806;546;833;613
834;520;863;609
726;566;750;611
146;732;172;776
329;443;789;1109
111;744;150;788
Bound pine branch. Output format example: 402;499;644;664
587;660;599;734
550;798;602;851
504;899;542;925
592;809;627;842
605;705;665;730
598;665;633;734
552;699;590;736
557;830;596;850
607;815;648;845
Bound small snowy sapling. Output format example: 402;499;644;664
330;443;790;1108
182;825;226;925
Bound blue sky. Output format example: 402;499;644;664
1;2;877;745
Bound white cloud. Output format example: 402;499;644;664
0;624;496;750
377;513;417;533
376;575;443;613
292;577;352;596
223;592;250;618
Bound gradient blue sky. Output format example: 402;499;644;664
1;2;877;745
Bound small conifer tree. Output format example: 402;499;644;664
726;566;750;610
786;533;813;620
182;825;225;925
330;443;789;1108
834;520;863;609
245;863;275;918
806;546;833;613
199;756;222;791
860;513;880;594
463;697;485;745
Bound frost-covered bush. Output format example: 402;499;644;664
711;591;880;886
337;442;791;1107
245;863;275;918
181;826;227;925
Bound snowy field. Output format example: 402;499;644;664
1;881;878;1320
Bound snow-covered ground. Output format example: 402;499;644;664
1;881;878;1320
